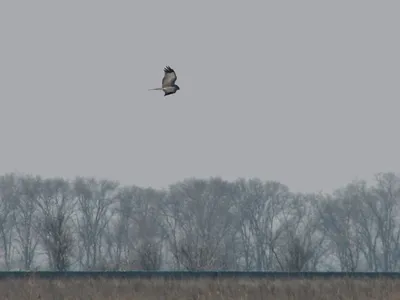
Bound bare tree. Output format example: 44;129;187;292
277;193;327;271
104;186;165;270
162;177;237;270
318;185;364;271
0;174;19;270
103;186;133;270
35;178;76;271
235;178;290;271
135;240;162;270
14;175;41;270
130;187;165;270
364;173;400;271
74;177;118;270
351;181;380;271
41;213;74;271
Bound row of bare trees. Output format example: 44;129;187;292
0;172;399;271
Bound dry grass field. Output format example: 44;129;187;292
0;276;399;300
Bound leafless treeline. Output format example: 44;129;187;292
0;172;400;272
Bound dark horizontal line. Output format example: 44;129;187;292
0;271;399;279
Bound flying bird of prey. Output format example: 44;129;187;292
149;66;180;96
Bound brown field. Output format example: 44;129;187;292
0;276;399;300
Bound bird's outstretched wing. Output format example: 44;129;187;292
162;66;177;88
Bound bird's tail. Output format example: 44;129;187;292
148;88;163;91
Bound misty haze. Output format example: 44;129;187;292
0;1;399;273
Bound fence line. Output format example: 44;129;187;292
1;271;400;280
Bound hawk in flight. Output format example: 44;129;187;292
149;66;180;96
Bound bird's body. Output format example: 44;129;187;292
149;66;180;96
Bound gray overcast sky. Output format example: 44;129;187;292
0;1;399;194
